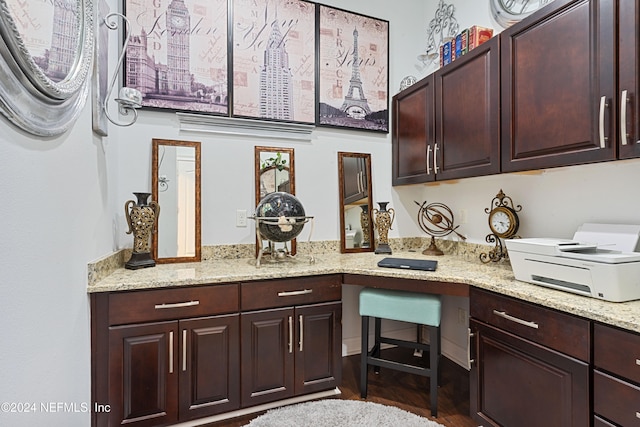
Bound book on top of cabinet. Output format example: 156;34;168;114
468;26;494;51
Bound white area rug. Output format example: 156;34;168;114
243;399;445;427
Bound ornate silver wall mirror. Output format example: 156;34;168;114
338;152;374;253
0;0;94;136
254;146;296;255
152;139;201;264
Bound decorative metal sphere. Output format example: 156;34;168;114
255;192;306;242
416;201;458;238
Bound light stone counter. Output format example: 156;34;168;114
88;249;640;334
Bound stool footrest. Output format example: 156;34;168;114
378;337;432;352
366;355;433;377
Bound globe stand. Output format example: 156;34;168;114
253;216;315;267
422;236;444;256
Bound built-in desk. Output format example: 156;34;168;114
89;251;640;427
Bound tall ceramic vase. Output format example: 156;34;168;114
372;202;395;254
124;192;160;270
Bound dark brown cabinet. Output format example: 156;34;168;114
392;37;500;186
92;284;240;427
240;276;342;407
593;323;640;426
500;0;616;172
241;302;342;407
617;0;640;159
469;288;590;427
107;315;239;426
92;276;342;427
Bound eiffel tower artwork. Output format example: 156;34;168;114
340;28;372;119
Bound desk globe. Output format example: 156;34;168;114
254;192;313;266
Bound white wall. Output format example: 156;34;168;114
3;0;640;424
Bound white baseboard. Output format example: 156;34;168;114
175;388;341;426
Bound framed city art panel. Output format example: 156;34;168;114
232;0;316;124
123;0;229;114
318;6;389;132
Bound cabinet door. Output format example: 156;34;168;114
470;319;589;427
434;36;501;180
108;321;179;427
392;75;435;185
501;0;616;172
295;302;342;395
241;308;295;407
179;314;240;420
618;0;640;158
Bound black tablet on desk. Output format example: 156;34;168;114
377;257;438;271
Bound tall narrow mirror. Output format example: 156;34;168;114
255;146;296;255
152;139;201;263
338;152;374;253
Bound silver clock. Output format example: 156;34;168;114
490;0;554;28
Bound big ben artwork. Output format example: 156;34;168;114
166;0;191;95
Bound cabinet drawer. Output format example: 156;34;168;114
108;284;239;325
594;370;640;427
241;275;341;311
594;323;640;384
470;288;589;361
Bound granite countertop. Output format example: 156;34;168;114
88;250;640;334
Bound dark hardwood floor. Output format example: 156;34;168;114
205;347;478;427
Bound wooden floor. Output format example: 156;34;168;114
205;347;478;427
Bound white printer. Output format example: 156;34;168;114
505;223;640;302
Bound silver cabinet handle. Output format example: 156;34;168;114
182;329;187;372
636;412;640;419
468;328;476;366
155;300;200;309
599;96;608;148
299;315;304;352
492;310;539;329
426;145;432;175
434;143;440;173
621;89;629;145
288;316;293;354
278;289;312;297
636;359;640;366
169;331;174;374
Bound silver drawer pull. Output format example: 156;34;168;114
278;289;313;297
636;359;640;366
155;300;200;309
636;412;640;419
492;310;539;329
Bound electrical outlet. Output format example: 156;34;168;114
458;308;468;324
236;209;247;227
459;209;468;224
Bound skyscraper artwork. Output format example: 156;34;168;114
233;0;316;123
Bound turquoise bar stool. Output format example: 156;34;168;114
359;287;441;417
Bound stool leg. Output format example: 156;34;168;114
429;326;439;417
360;315;369;398
373;317;381;374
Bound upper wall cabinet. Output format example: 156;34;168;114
392;37;500;186
617;0;640;159
500;0;616;172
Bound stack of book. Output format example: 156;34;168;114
440;25;494;67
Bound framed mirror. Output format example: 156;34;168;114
152;139;201;263
338;152;374;253
0;0;95;136
254;146;296;255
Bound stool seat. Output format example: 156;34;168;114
359;287;442;417
359;288;441;326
